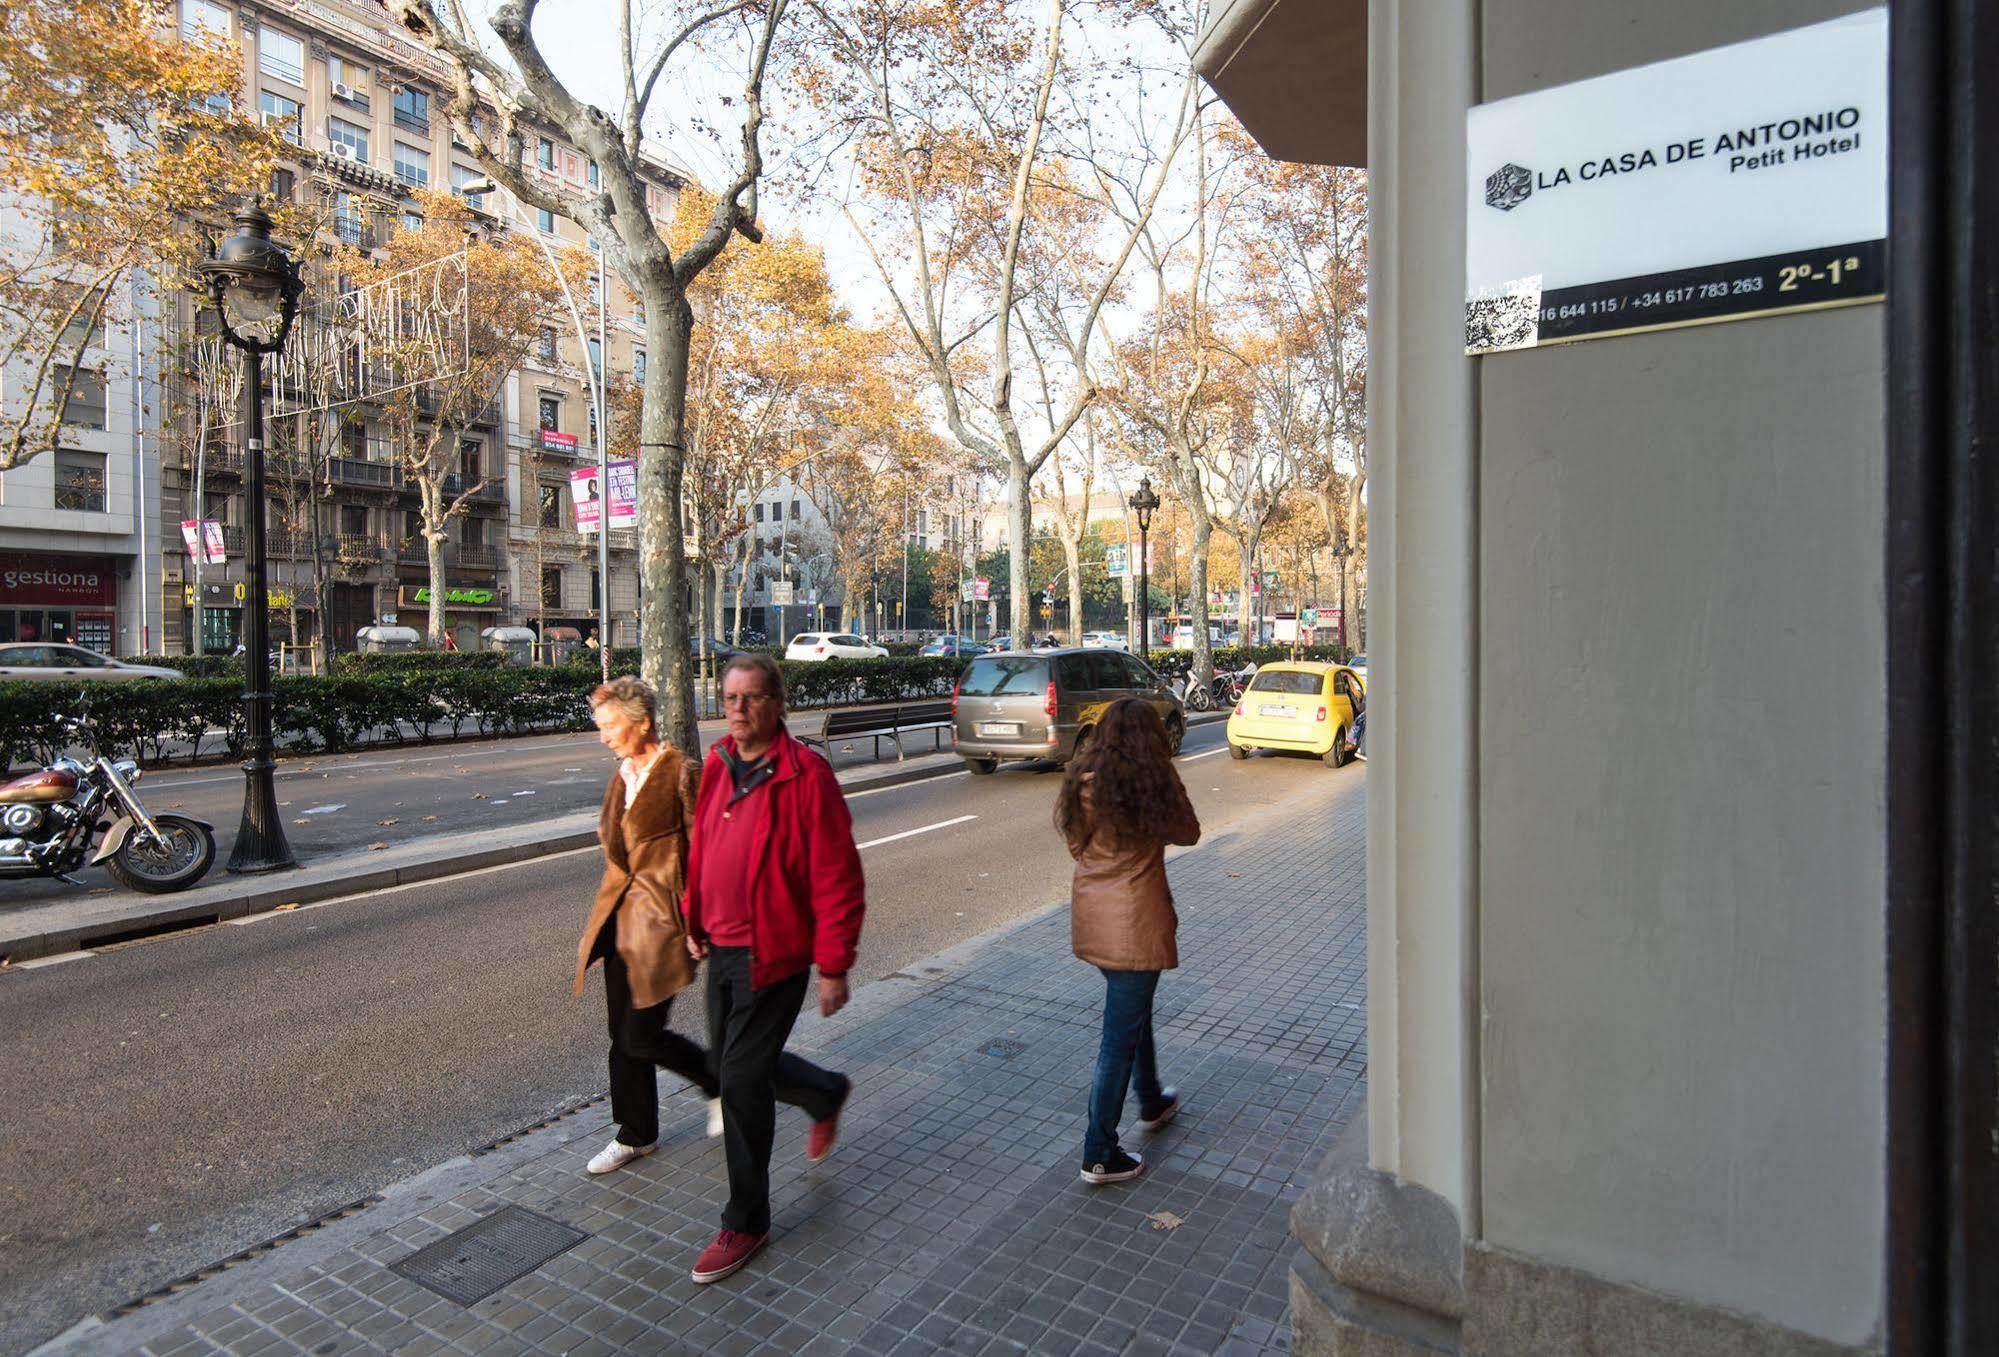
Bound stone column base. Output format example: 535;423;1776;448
1289;1109;1881;1357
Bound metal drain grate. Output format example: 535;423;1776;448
389;1205;588;1305
981;1038;1027;1059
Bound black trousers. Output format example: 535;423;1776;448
707;946;848;1234
597;924;719;1148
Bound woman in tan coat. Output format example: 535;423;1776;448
1054;697;1202;1185
575;677;720;1175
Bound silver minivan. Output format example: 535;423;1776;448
951;647;1185;774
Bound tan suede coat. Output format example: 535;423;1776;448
573;748;701;1009
1066;774;1202;972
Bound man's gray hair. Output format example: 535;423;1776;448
590;676;656;732
720;652;786;708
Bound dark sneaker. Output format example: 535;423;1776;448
1136;1088;1181;1131
808;1079;852;1163
691;1229;767;1284
1080;1148;1144;1185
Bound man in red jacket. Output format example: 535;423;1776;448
682;652;864;1284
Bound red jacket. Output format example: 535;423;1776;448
684;727;866;989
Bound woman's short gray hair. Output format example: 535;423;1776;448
590;676;656;732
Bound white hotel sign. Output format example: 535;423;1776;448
1465;8;1887;354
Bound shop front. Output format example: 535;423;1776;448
396;584;500;653
0;551;119;652
183;581;302;655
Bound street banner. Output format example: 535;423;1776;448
974;577;991;601
540;429;578;451
570;459;637;533
1301;606;1319;628
1465;8;1887;353
180;519;226;564
1106;544;1128;577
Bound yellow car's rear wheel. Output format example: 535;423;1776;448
1228;741;1248;760
1324;728;1350;767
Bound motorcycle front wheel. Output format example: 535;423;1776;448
1186;683;1214;712
105;815;217;894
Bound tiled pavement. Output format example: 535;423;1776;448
40;773;1366;1357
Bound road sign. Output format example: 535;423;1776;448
769;580;795;606
1105;544;1128;577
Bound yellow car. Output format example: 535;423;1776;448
1226;661;1366;766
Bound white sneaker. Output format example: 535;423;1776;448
586;1139;655;1175
706;1098;724;1138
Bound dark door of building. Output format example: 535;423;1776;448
329;584;374;655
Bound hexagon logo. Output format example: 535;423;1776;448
1485;163;1533;211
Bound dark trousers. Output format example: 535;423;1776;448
1085;968;1165;1163
707;946;848;1234
598;925;719;1148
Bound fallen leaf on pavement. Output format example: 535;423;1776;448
377;818;399;826
291;819;309;825
273;903;298;912
1144;1211;1184;1232
1228;872;1243;878
421;815;439;822
472;793;489;800
367;842;388;851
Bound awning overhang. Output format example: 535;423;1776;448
1192;0;1368;168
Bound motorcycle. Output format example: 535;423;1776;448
1173;662;1257;712
0;715;216;894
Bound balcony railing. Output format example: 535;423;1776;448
330;456;396;489
186;447;244;477
456;544;500;570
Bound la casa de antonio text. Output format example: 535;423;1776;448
1526;106;1865;191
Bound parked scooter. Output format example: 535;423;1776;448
0;712;216;894
1174;661;1257;712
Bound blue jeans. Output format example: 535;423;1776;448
1085;968;1164;1163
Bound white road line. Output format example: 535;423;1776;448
10;950;96;969
1179;747;1226;761
855;814;977;851
843;769;969;799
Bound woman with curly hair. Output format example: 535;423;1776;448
1055;696;1202;1184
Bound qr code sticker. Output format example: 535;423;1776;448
1466;275;1542;354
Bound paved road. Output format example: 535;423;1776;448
0;723;1351;1353
0;714;960;910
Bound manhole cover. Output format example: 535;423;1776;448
981;1039;1027;1059
389;1205;588;1306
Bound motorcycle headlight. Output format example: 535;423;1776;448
113;759;141;784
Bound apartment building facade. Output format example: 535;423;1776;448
153;0;675;656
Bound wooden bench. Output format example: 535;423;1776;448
801;699;956;762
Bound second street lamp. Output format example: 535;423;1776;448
1128;475;1160;658
199;205;303;875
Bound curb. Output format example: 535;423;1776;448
0;752;975;967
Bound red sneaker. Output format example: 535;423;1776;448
808;1080;852;1163
691;1229;766;1284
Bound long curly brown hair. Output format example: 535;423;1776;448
1054;698;1190;851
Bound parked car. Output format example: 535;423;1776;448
0;645;182;681
1225;661;1366;767
1080;630;1130;651
984;634;1014;652
919;635;990;657
784;632;889;662
951;647;1185;774
689;637;744;660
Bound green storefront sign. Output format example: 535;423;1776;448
398;585;498;610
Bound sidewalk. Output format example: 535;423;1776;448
33;768;1365;1357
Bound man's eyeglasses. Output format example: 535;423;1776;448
722;691;777;709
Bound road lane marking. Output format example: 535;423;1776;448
9;950;97;968
1179;747;1226;761
855;814;977;851
844;770;969;799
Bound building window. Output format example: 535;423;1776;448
755;502;764;523
54;450;107;512
536;207;555;234
589;274;601;306
450;164;486;208
195;91;232;117
333;191;363;245
587;159;600;188
538;396;560;432
633;348;646;386
259;91;302;144
339;504;368;535
269;167;297;201
541;566;563;605
460;440;481;482
536;327;556;363
55;365;106;429
538;485;562;529
259;28;304;85
393;87;429;134
399;210;424;235
180;0;229;43
462;515;485;547
790;500;800;521
537;137;556;170
585;336;601;374
393;141;429;188
327;116;369;163
327;56;367;102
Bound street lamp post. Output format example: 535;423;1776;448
199;205;303;875
1128;476;1160;660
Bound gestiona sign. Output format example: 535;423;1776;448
398;585;499;610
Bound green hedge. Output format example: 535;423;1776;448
1143;644;1354;675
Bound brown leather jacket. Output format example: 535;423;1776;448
1066;775;1202;972
574;748;701;1009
